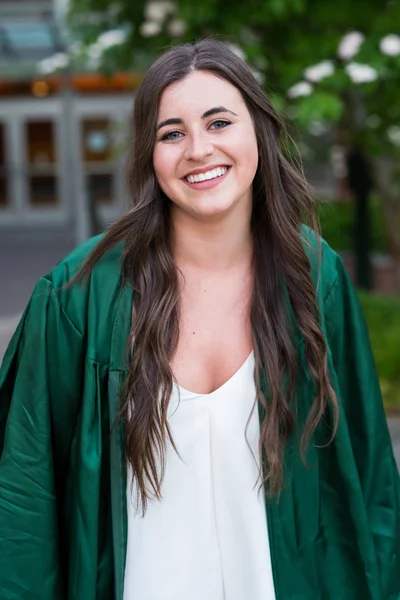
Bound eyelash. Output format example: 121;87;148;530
159;119;231;142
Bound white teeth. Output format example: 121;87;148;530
186;166;228;184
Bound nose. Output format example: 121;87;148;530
184;130;214;162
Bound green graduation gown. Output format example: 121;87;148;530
1;231;399;600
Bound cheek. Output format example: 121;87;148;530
227;124;258;158
152;148;166;185
153;147;179;192
233;133;258;180
244;129;259;160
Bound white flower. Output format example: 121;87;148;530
88;44;103;61
387;126;400;146
140;21;162;37
81;30;128;66
37;61;53;75
97;29;127;49
304;60;335;82
36;59;52;74
338;31;365;60
49;53;70;69
145;1;175;24
345;62;378;83
287;81;313;98
167;19;186;37
36;52;70;74
380;34;400;57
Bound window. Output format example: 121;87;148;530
25;119;58;206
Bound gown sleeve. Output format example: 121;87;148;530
0;276;84;599
324;255;400;599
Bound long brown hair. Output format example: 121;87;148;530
78;38;338;513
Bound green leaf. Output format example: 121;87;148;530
293;92;344;127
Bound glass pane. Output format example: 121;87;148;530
0;122;4;168
0;123;8;206
82;119;113;162
26;120;56;165
2;23;54;50
28;175;57;206
0;176;7;206
87;173;113;205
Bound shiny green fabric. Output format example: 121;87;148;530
0;232;399;599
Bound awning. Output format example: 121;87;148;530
0;1;65;78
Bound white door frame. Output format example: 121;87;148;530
0;97;69;229
0;93;134;239
70;94;133;242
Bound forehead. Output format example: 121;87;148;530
157;70;245;118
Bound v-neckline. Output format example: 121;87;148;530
174;350;254;399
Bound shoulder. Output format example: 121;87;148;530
46;234;122;288
300;224;344;308
40;234;127;361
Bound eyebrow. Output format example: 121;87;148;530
156;106;238;132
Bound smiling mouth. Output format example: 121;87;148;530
184;166;229;184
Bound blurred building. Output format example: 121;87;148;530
0;0;138;242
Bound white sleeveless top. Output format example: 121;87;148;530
123;351;276;600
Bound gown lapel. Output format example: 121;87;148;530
108;283;132;600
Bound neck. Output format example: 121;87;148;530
171;202;253;273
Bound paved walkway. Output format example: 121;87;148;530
0;235;399;470
0;234;74;318
389;417;400;470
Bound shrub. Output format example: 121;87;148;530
358;291;400;410
317;197;388;253
315;199;398;408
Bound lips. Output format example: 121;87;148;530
185;166;228;184
182;165;231;190
182;164;230;179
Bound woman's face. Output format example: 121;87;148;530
153;70;259;221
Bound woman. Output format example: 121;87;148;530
0;39;399;600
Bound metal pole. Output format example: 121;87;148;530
346;146;373;290
56;0;92;245
60;70;91;244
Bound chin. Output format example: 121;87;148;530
190;199;234;217
194;208;235;221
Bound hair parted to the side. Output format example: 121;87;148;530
77;38;338;514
